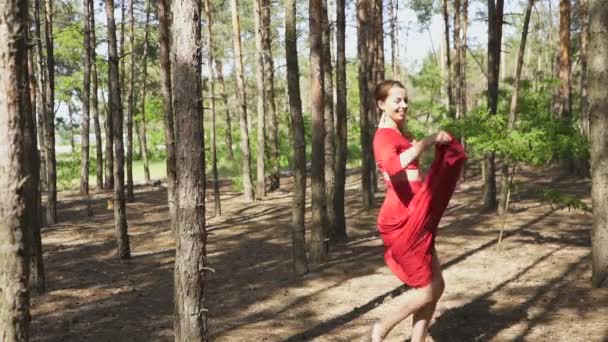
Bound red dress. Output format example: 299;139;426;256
373;128;467;288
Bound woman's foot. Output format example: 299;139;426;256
370;322;385;342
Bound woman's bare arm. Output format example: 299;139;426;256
398;131;451;169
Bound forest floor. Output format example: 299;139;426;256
30;165;608;342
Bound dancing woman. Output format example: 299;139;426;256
371;80;467;341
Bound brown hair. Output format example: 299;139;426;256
374;80;406;111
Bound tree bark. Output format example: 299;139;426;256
215;59;234;160
559;0;575;174
285;0;309;275
81;0;92;195
204;0;221;216
322;0;336;242
333;0;348;242
90;0;103;190
558;0;572;122
0;0;32;335
580;0;590;139
389;0;398;78
26;26;46;294
34;0;48;194
171;0;209;336
120;0;126;120
310;0;327;265
499;0;534;216
103;79;114;189
263;0;280;192
105;0;131;259
138;0;152;183
374;0;384;82
483;0;504;212
254;0;266;198
230;0;255;201
460;0;468;120
67;102;76;154
442;0;454;115
126;0;135;201
357;0;373;209
454;0;462;119
158;0;177;234
44;0;58;224
589;0;608;288
368;0;379;193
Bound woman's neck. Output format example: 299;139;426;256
378;113;403;132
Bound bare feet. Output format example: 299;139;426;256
370;322;385;342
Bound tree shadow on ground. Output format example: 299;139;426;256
429;251;593;342
31;167;602;341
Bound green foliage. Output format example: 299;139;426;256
536;187;591;213
442;83;589;166
57;152;81;190
408;0;436;28
410;56;442;100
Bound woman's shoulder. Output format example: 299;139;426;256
374;127;414;143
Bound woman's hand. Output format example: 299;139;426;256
398;130;453;171
434;130;452;145
422;130;452;148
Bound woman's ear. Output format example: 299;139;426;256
377;100;384;111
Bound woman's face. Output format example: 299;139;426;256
378;86;408;125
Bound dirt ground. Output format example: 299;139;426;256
30;166;608;342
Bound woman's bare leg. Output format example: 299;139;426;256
410;254;444;342
370;274;440;341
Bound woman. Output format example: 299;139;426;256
371;80;466;341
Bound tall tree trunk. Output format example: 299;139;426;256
454;0;462;119
263;0;280;192
389;0;398;78
558;0;572;121
26;27;46;294
120;0;126;119
34;0;47;194
460;0;468;120
81;0;92;195
204;0;221;216
158;0;177;234
580;0;590;139
548;0;560;118
558;0;574;174
589;0;608;288
105;0;131;259
487;0;504;118
138;0;151;183
459;0;469;179
374;0;384;82
322;0;336;241
285;0;309;275
230;0;255;201
368;0;380;193
103;82;114;189
499;0;534;216
310;0;327;265
67;103;76;154
442;0;454;115
357;0;373;209
483;0;504;212
254;0;266;198
90;0;103;190
333;0;348;242
215;60;234;160
0;0;32;334
44;0;57;224
171;0;209;335
126;0;135;201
